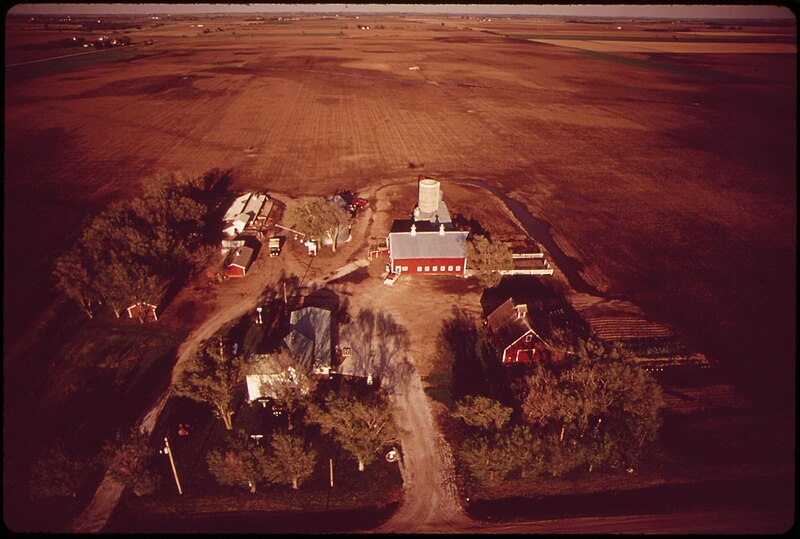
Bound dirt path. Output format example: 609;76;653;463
375;368;479;533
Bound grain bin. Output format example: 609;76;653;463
418;179;440;214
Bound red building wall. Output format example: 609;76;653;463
390;257;466;275
226;265;247;278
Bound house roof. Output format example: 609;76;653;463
388;230;468;260
223;193;253;222
244;354;294;400
242;193;267;219
228;246;254;269
283;306;332;373
487;298;534;349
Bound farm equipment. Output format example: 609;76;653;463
269;237;282;257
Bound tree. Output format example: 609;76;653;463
99;428;160;496
263;433;317;490
517;351;664;472
452;395;512;432
287;198;352;252
465;234;513;288
52;246;98;319
206;429;269;493
174;337;243;430
308;391;398;471
28;438;90;499
459;433;519;486
515;364;560;427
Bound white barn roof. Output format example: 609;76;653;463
242;193;267;220
223;193;253;222
389;230;468;260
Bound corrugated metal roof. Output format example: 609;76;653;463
242;193;266;219
389;230;468;260
223;193;253;222
284;306;332;374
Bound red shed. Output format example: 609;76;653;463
126;302;158;322
226;246;255;278
487;298;553;364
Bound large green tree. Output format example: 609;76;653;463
308;391;399;471
174;337;243;430
99;428;160;496
206;430;269;493
262;433;317;490
465;234;513;288
452;395;513;432
516;344;664;473
287;198;352;252
52;246;99;319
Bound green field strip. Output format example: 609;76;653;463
566;49;754;82
6;48;153;82
508;33;797;44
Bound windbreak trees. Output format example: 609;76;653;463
307;390;399;472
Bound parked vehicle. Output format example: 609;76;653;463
269;237;282;257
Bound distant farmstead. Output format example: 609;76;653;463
387;177;468;276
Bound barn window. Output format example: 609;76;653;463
440;266;445;271
424;266;430;272
402;266;408;271
448;266;453;271
525;334;533;342
395;265;402;273
417;266;422;272
432;266;438;272
455;266;461;271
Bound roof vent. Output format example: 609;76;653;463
439;223;445;236
515;304;528;319
410;224;416;236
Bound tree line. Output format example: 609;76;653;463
451;338;664;488
52;170;226;320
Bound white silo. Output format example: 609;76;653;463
418;179;440;214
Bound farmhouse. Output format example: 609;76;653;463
225;246;255;277
387;177;468;276
487;298;553;364
245;354;309;401
284;306;334;376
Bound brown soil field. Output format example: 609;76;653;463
4;13;795;447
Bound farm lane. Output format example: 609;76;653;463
374;368;478;533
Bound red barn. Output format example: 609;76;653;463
387;222;468;276
226;246;255;278
487;298;552;364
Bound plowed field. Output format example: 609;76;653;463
5;15;796;417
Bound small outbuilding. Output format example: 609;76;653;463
486;298;553;364
126;302;158;322
226;246;255;278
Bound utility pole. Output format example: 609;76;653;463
256;306;263;325
163;437;183;495
329;457;334;488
